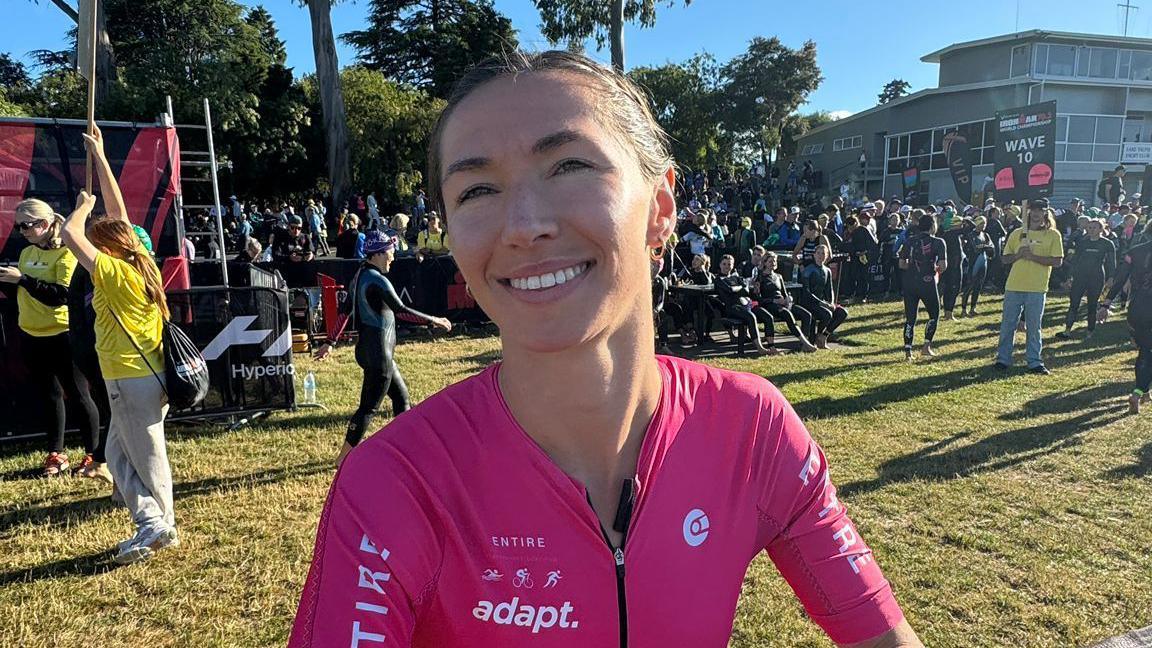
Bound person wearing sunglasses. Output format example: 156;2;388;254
1;199;102;477
271;215;316;264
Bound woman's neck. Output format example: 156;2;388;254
498;314;662;490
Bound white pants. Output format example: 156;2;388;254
106;376;174;530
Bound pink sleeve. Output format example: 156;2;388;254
289;446;443;647
755;385;905;645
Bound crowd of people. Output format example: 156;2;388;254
13;42;1152;647
182;189;448;268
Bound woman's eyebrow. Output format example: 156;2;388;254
532;129;583;155
444;130;586;180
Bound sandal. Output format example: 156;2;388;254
43;452;70;477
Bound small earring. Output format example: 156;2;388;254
649;244;665;261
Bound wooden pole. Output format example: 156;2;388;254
85;0;98;193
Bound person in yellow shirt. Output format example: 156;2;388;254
0;199;101;477
61;126;177;565
416;211;450;260
995;198;1064;374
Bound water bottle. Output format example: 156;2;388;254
303;371;317;404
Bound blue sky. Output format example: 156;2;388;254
3;0;1147;116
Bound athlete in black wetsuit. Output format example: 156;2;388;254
1101;240;1152;413
960;216;995;316
316;231;451;464
898;212;948;360
939;211;966;319
714;255;775;354
1058;219;1116;341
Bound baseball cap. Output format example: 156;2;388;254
289;215;304;226
789;206;801;215
1029;198;1050;210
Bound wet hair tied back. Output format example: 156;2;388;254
427;50;675;216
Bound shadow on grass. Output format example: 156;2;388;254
793;363;1004;418
0;460;331;542
839;385;1127;499
1105;439;1152;479
0;547;120;586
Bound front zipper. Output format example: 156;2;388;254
588;479;635;648
598;525;628;648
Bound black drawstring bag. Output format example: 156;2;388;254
109;310;209;410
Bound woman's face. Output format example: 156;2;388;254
428;216;441;231
814;247;829;265
719;257;733;275
16;215;51;245
763;255;777;272
439;72;675;353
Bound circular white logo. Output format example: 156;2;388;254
683;508;710;547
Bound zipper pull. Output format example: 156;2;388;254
614;547;625;578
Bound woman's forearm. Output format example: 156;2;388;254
92;143;128;223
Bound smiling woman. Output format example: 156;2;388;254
290;51;922;648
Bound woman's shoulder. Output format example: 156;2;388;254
659;355;784;411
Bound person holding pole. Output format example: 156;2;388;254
994;198;1064;374
61;127;178;564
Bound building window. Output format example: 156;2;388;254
801;143;824;156
1056;114;1122;162
1132;51;1152;81
1011;44;1031;78
886;118;996;173
1089;47;1119;78
832;135;862;152
1035;44;1077;76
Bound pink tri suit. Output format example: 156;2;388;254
290;355;905;647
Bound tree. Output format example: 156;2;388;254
720;37;822;172
343;0;518;99
629;54;733;172
304;67;444;207
779;111;835;159
878;78;911;104
533;0;691;71
298;0;352;215
226;8;316;198
26;0;116;107
0;89;27;117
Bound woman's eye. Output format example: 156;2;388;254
457;186;495;204
555;159;591;174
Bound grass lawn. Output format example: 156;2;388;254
1;294;1150;647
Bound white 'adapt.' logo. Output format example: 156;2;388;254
472;598;579;633
683;508;709;547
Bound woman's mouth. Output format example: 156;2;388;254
500;261;594;291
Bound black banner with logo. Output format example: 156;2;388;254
943;131;973;201
994;100;1057;203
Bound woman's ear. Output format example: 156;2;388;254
647;167;677;247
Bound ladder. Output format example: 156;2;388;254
165;96;230;286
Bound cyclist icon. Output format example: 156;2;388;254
512;568;534;589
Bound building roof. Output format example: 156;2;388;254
800;77;1023;140
921;29;1152;63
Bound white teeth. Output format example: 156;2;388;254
509;263;588;291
